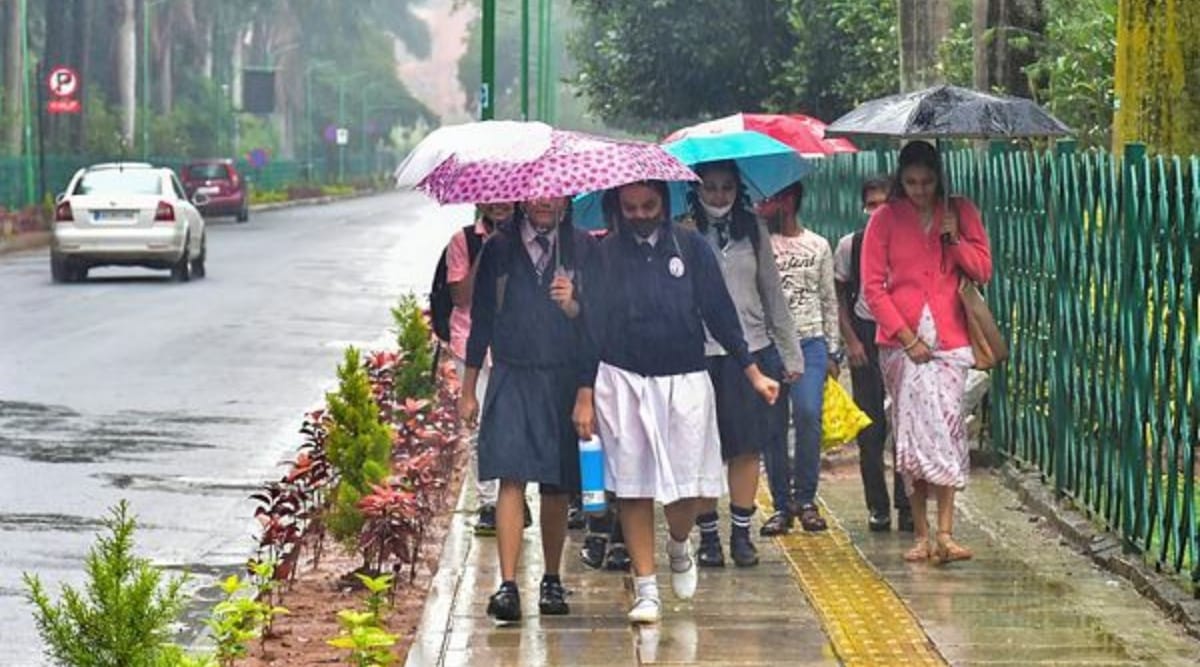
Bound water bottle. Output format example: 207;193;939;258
578;436;607;515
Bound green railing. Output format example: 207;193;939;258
804;144;1198;585
0;153;386;210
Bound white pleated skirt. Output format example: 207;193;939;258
593;362;725;504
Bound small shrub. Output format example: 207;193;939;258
327;610;397;667
326;347;394;547
206;574;286;666
356;573;395;625
22;501;190;667
391;295;436;402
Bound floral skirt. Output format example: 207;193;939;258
879;306;974;492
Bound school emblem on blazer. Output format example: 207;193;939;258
668;256;686;278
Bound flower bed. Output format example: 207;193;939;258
238;299;465;665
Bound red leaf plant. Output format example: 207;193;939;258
357;481;423;579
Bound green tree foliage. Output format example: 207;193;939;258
1026;0;1115;147
22;501;190;667
391;295;436;402
770;0;900;119
569;0;798;134
326;346;394;545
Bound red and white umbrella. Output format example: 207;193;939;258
664;113;857;157
417;129;698;205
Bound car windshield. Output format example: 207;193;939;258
74;169;163;196
186;164;228;180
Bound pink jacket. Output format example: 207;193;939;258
861;196;992;350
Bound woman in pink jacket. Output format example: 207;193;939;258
860;141;992;564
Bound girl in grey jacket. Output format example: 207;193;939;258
677;160;804;568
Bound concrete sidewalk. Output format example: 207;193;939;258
407;460;1200;666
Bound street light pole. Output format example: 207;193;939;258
481;0;495;120
19;0;35;203
521;0;529;120
141;0;151;159
360;88;368;177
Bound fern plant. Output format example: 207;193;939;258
326;346;394;546
23;501;190;667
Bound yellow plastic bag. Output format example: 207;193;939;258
821;378;872;451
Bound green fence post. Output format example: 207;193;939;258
1119;142;1148;551
1051;139;1076;496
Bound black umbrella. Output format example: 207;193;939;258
824;84;1072;140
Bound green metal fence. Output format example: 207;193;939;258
804;144;1198;585
0;153;385;210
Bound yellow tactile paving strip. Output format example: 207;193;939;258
758;486;947;666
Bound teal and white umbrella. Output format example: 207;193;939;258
574;130;812;230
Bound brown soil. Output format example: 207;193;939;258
240;448;467;666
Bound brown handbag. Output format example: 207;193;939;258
959;277;1008;370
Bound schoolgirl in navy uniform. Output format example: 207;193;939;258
459;195;599;624
574;180;780;624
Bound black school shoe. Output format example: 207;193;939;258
897;508;915;533
868;511;892;532
487;584;522;624
580;534;607;569
566;499;587;530
604;542;632;571
697;533;725;568
729;530;759;567
474;504;497;536
538;578;570;615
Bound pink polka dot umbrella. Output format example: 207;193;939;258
416;129;699;204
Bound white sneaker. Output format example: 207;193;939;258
628;596;661;624
668;538;697;600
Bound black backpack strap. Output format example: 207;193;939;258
847;229;865;311
464;222;484;266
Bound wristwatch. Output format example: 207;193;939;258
829;350;845;364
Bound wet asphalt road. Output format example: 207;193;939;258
0;191;469;664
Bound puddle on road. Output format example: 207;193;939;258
0;513;106;532
0;400;243;463
96;472;261;495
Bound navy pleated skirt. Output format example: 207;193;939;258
707;344;787;461
477;361;581;493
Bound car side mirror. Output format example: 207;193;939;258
55;192;67;204
192;193;210;207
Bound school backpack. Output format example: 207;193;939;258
429;224;484;342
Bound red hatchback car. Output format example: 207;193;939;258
180;159;249;222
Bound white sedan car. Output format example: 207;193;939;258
50;162;208;283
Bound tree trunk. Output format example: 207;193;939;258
76;0;91;150
1114;0;1200;154
984;0;1044;97
118;0;137;146
898;0;950;92
973;0;990;91
159;45;173;114
5;1;24;153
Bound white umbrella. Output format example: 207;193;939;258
393;120;554;189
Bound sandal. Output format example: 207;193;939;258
903;539;931;562
933;531;973;564
796;504;828;532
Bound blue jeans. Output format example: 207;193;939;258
764;337;827;512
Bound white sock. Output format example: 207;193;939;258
634;574;659;601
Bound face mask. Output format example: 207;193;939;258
622;215;661;239
701;201;734;219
